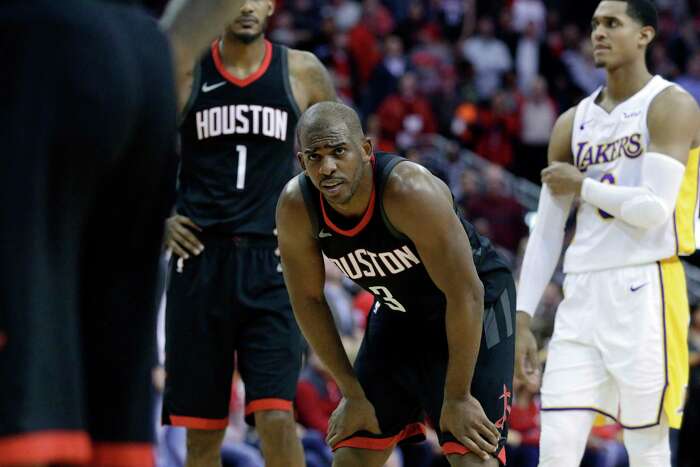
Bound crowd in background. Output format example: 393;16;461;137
143;0;700;465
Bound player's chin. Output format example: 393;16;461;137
232;30;263;44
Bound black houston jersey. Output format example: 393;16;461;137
178;40;301;235
299;153;509;318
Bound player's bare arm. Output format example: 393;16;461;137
161;0;246;112
288;49;338;111
516;106;577;387
276;179;381;447
647;86;700;161
382;163;500;461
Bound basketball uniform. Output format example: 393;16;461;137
0;1;177;465
162;40;303;428
298;153;515;463
541;75;698;428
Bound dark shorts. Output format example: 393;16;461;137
334;269;515;465
0;1;176;466
162;233;303;429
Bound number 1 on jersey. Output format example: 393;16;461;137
235;145;247;190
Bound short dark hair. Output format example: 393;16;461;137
614;0;658;31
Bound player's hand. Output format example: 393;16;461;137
440;395;500;461
515;311;541;390
165;215;204;259
541;162;585;195
326;397;381;448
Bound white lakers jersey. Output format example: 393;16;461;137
564;75;700;273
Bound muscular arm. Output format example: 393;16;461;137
160;0;245;112
288;49;337;111
275;179;364;399
382;163;484;400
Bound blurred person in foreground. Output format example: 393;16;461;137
0;0;250;465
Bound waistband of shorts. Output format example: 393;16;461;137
198;231;278;247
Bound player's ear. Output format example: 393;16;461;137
639;25;655;49
297;152;307;171
362;137;373;161
267;0;275;18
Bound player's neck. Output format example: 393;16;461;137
326;165;375;218
604;61;653;104
219;35;267;73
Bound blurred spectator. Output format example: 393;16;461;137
377;72;438;149
511;0;546;37
515;22;542;93
366;113;397;153
269;10;299;47
295;351;342;436
396;0;429;50
346;3;384;86
362;35;408;117
466;165;527;253
435;0;474;42
561;34;606;95
457;168;481;219
675;51;700;104
361;0;395;38
581;423;627;467
507;370;541;467
328;0;361;32
474;90;520;168
324;258;355;336
515;76;557;184
451;97;480;147
443;140;470;199
649;41;680;78
460;16;513;100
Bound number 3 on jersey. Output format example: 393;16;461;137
235;145;247;190
368;286;406;312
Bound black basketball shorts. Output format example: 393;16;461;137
162;233;303;429
333;269;515;465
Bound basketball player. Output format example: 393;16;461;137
0;0;248;465
515;1;700;466
161;1;337;466
277;102;515;466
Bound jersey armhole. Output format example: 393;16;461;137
298;175;321;239
378;158;410;241
281;47;302;119
178;62;201;127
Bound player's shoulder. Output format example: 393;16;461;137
287;49;326;80
554;105;578;131
650;84;700;122
278;175;306;211
383;160;451;208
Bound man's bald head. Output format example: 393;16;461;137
296;102;365;147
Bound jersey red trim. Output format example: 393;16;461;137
92;443;154;467
244;398;293;416
0;430;91;465
320;156;377;237
332;422;425;451
168;414;229;430
211;39;273;88
442;442;506;464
